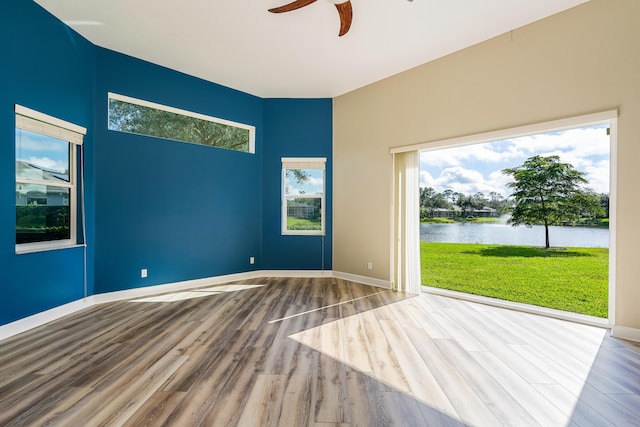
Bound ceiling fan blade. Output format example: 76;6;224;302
269;0;318;14
335;1;352;37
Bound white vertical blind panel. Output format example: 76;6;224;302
393;151;422;294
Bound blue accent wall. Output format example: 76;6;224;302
0;1;333;327
262;99;333;270
0;0;95;325
93;49;264;293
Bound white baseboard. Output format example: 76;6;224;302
0;269;389;341
92;271;262;304
332;271;392;289
259;270;333;278
611;325;640;343
0;297;95;341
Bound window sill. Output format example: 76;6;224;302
16;243;86;255
281;232;326;236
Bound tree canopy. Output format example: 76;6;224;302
108;99;250;152
502;155;605;248
419;187;509;219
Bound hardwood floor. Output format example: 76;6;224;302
1;277;639;426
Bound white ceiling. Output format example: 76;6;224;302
35;0;588;98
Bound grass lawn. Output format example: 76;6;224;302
287;216;321;230
421;242;609;318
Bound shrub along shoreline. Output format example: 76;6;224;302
420;242;608;318
420;216;609;227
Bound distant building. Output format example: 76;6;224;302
287;200;317;219
472;206;500;218
432;208;454;218
15;161;69;206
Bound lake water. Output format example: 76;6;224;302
420;221;609;248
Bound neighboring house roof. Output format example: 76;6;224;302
16;160;69;183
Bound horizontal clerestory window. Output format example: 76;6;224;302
107;93;255;153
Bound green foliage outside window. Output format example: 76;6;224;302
16;205;70;244
108;98;251;152
286;197;322;230
502;155;605;249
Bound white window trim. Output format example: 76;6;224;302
15;105;87;138
15;105;85;254
390;109;618;154
108;92;256;154
392;109;618;326
282;157;326;236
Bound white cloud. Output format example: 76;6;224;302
420;125;610;197
427;167;509;197
421;142;520;168
439;167;484;185
488;170;514;197
26;157;68;173
285;175;323;196
421;148;462;168
583;160;610;194
306;176;323;188
421;126;609;169
504;128;610;169
419;170;435;188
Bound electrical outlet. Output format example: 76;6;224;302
249;256;255;265
367;262;373;270
141;268;148;278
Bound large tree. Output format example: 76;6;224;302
502;155;603;249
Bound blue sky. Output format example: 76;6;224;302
15;129;69;173
285;169;324;196
420;125;610;198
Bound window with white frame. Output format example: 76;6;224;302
15;105;86;252
108;93;255;153
282;158;326;235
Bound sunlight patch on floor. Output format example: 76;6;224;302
268;292;386;324
286;296;613;423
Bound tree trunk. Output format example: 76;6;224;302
544;224;550;249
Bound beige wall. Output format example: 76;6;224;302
333;0;640;329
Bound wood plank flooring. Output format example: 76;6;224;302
1;277;639;426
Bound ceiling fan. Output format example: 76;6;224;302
269;0;353;37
